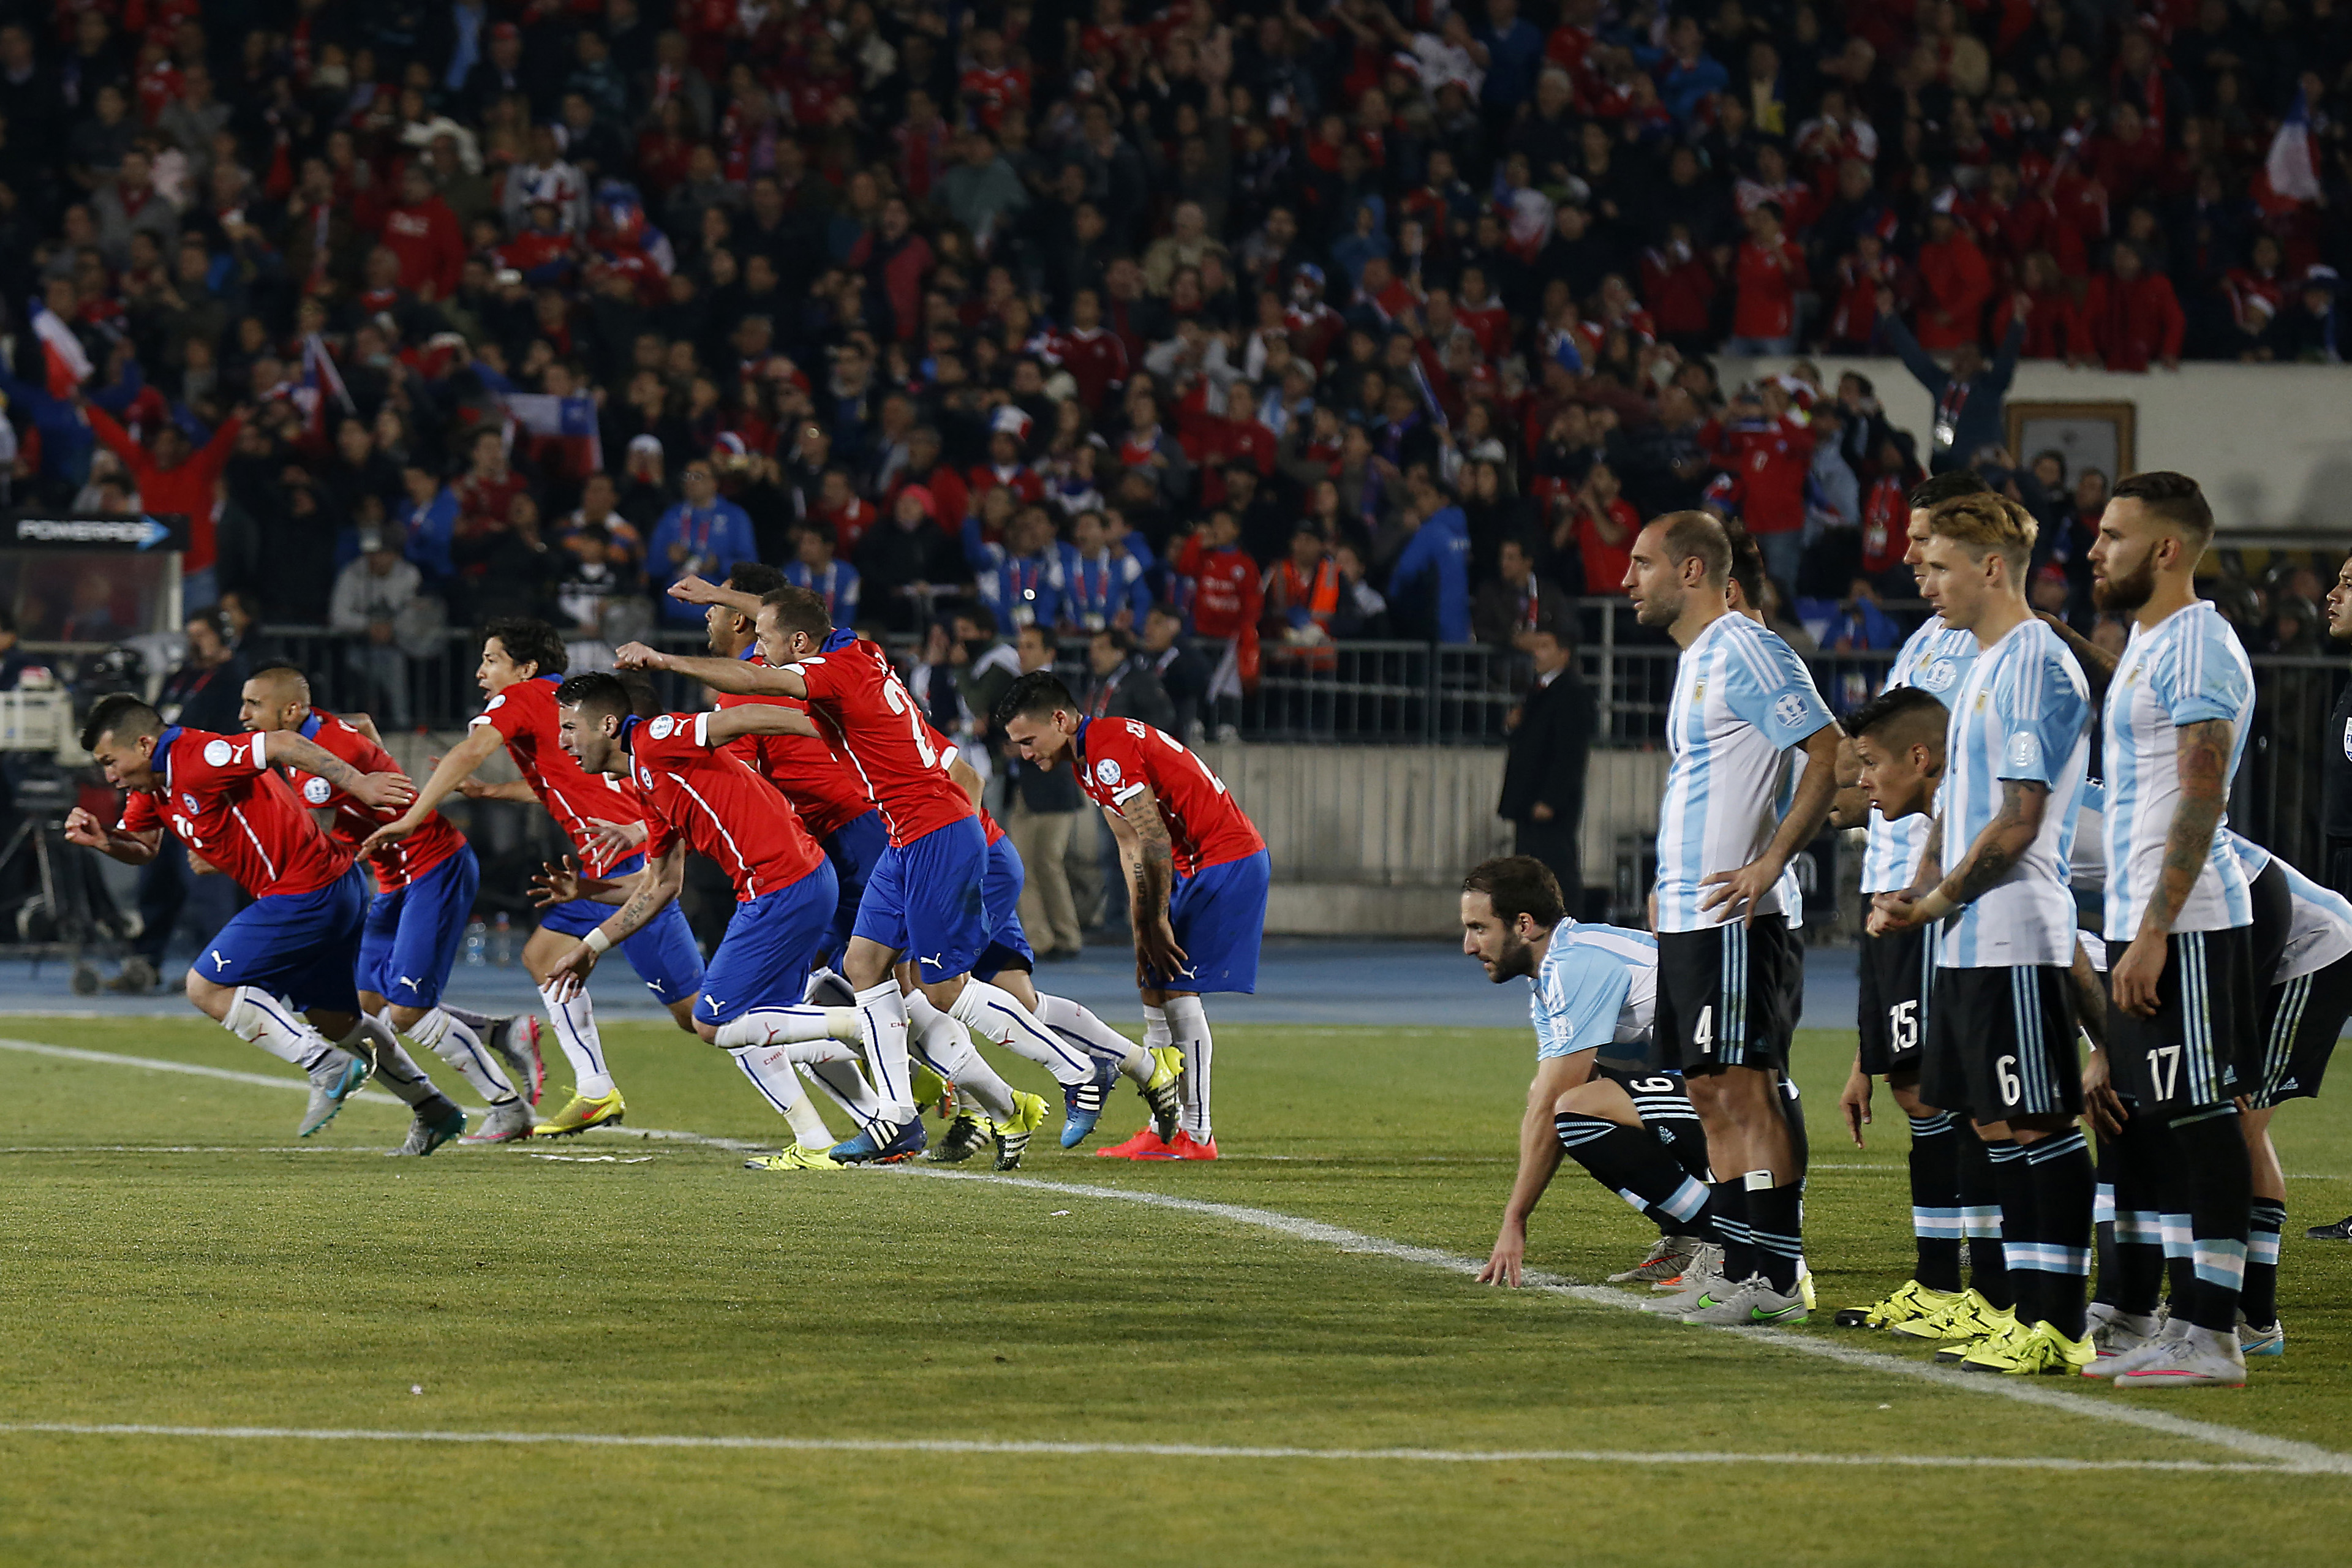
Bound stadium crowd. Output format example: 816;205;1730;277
5;0;2352;729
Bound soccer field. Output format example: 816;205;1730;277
6;1014;2352;1566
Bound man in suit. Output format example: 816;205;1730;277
1499;627;1592;913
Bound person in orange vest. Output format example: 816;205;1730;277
1262;524;1341;673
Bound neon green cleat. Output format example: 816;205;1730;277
992;1090;1050;1171
744;1144;843;1172
1956;1316;2038;1373
532;1088;626;1137
2003;1321;2097;1376
1890;1287;2003;1344
910;1061;952;1114
1836;1279;1963;1330
1140;1052;1182;1140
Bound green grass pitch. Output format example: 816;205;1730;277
4;1012;2351;1566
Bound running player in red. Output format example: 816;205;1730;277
65;693;470;1153
364;619;704;1137
238;662;541;1144
617;583;1121;1162
997;671;1272;1159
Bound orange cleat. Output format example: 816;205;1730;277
1096;1125;1170;1158
1142;1130;1219;1161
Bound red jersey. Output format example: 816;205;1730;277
625;711;827;902
919;719;1003;846
791;638;976;848
965;462;1046;508
1073;717;1263;878
1172;535;1263;639
470;675;650;877
1733;236;1807;341
1041;325;1129;413
714;649;876;840
278;710;466;892
119;726;350;897
1713;415;1814;537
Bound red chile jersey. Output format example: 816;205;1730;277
469;674;650;878
791;638;976;848
713;648;876;840
1072;717;1264;878
276;710;466;892
624;712;826;902
119;726;352;897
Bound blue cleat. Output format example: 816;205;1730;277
1058;1058;1121;1148
827;1115;929;1164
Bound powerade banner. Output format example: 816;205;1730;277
6;513;189;552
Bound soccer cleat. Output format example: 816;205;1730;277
1058;1058;1122;1148
2304;1213;2352;1240
532;1088;626;1138
1096;1125;1172;1159
1642;1254;1730;1316
1140;1054;1183;1141
992;1090;1051;1171
489;1015;546;1106
1932;1306;2020;1363
2112;1325;2249;1388
827;1115;927;1165
910;1061;952;1115
297;1050;371;1137
1683;1274;1809;1326
1610;1235;1702;1286
388;1098;466;1157
2002;1321;2097;1377
924;1114;990;1164
1649;1241;1724;1292
1836;1279;1962;1330
744;1144;843;1172
1796;1260;1815;1312
2083;1316;2183;1379
1889;1287;2001;1345
458;1099;534;1144
1956;1317;2038;1373
1137;1129;1219;1160
2237;1315;2286;1359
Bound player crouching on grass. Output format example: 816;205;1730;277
1462;856;1722;1291
65;694;472;1154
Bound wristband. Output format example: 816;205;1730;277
584;929;613;956
1915;889;1956;922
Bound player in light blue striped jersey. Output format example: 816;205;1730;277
1624;511;1840;1327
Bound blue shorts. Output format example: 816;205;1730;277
1156;848;1270;995
356;846;479;1009
537;853;706;1005
820;810;889;969
851;816;989;984
977;833;1035;978
194;873;366;1016
695;861;840;1025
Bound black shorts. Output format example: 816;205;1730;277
2247;861;2294;1001
2249;951;2352;1107
1653;917;1800;1075
1856;924;1935;1076
1593;1063;1699;1129
2103;927;2258;1111
1920;964;2081;1121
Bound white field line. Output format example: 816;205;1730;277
0;1422;2310;1475
9;1035;2352;1476
0;1037;404;1107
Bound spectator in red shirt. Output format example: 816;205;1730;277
1041;287;1129;416
1172;506;1264;720
2076;241;2185;372
1728;200;1806;353
1711;381;1815;587
1562;461;1639;597
2000;254;2076;359
1912;202;1993;351
1639;225;1719;350
377;164;467;303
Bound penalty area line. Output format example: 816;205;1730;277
0;1421;2315;1475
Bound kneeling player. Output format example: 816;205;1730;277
66;696;466;1153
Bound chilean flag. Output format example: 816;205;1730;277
502;393;603;477
29;297;90;399
2265;89;2323;209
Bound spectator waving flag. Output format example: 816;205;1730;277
2267;89;2323;205
503;391;603;476
29;296;90;398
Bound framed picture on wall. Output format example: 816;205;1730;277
2005;401;2137;496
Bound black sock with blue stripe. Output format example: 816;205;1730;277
1554;1113;1714;1237
1907;1111;1963;1292
2244;1199;2288;1329
2168;1104;2252;1335
1986;1137;2037;1324
2022;1128;2094;1340
1744;1171;1804;1294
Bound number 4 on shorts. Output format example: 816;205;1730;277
1694;1005;1713;1056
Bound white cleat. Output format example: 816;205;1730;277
2111;1324;2247;1388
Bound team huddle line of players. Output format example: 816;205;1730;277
65;567;1270;1172
1464;470;2352;1390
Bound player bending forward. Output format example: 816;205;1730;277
67;695;470;1153
998;671;1270;1160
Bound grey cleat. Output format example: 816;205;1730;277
1640;1248;1728;1315
488;1014;546;1106
458;1098;534;1145
298;1050;372;1137
388;1098;467;1156
1682;1275;1809;1326
1610;1234;1702;1285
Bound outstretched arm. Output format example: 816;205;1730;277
1480;1052;1588;1286
542;842;686;1000
665;573;761;616
614;642;807;698
361;722;503;852
260;729;416;810
2111;718;2233;1018
702;704;821;744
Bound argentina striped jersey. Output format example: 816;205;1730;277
2100;602;2255;941
1532;921;1659;1059
1937;617;2092;968
1654;612;1834;932
1860;616;1983;891
2226;832;2352;982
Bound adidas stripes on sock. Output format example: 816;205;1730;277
1553;1112;1711;1233
1907;1111;1964;1292
1958;1129;2011;1311
2243;1199;2288;1329
2098;1117;2168;1316
1986;1137;2035;1322
2021;1128;2094;1340
1711;1180;1754;1284
2169;1103;2253;1335
538;984;616;1098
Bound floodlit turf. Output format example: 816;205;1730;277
4;1013;2352;1566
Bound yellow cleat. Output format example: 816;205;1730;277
1890;1287;2002;1345
2004;1321;2097;1376
992;1090;1052;1171
910;1061;952;1114
744;1143;843;1172
532;1089;627;1137
1836;1280;1964;1330
1956;1316;2038;1373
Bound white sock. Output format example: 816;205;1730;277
904;993;1017;1121
398;1007;518;1106
439;1003;498;1032
1033;992;1153;1085
714;1007;846;1050
1143;1004;1172;1053
949;979;1093;1086
1165;995;1212;1139
539;982;616;1098
852;981;917;1119
782;1090;835;1147
728;1043;807;1118
222;987;337;1070
803;967;858;1007
342;1017;442;1108
802;1057;886;1133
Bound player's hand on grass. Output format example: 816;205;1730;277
2081;1045;2125;1139
581;816;646;858
545;941;598;1000
63;807;108;849
348;771;418;811
1698;856;1779;924
2109;931;2167;1019
530;854;584;907
1479;1221;1528;1287
613;641;666;671
359;811;424;855
666;574;726;605
1839;1069;1872;1147
1136;915;1188;986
